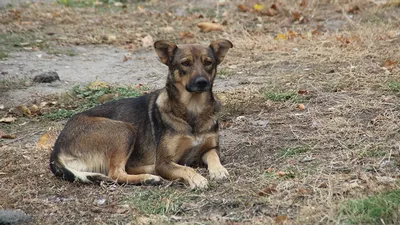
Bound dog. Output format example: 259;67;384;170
50;39;233;189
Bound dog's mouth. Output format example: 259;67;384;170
185;85;211;93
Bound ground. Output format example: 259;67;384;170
1;0;400;224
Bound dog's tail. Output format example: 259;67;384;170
50;150;111;183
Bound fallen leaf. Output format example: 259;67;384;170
37;130;58;151
275;33;288;41
98;93;116;104
348;5;360;14
382;59;397;70
197;22;224;32
274;215;289;224
179;31;196;43
123;43;137;52
258;186;277;196
276;171;288;177
123;54;132;62
0;129;16;139
299;0;307;7
29;104;40;115
288;30;300;39
89;80;108;89
260;8;279;16
162;26;174;33
237;4;250;12
106;34;117;43
292;11;302;21
297;90;308;95
141;34;154;48
297;104;305;111
297;188;312;194
254;3;265;11
16;105;31;116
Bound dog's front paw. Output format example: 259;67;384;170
209;166;229;181
143;175;163;185
188;174;208;189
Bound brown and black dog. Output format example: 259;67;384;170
50;39;233;189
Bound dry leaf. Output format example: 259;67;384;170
141;34;154;48
37;130;58;151
260;8;279;16
275;33;288;41
16;105;31;116
274;215;289;224
348;5;360;14
89;80;108;89
297;104;305;111
123;43;137;52
0;129;16;139
123;54;132;62
197;22;224;32
258;187;277;196
292;11;302;21
180;31;196;43
276;171;288;177
254;3;265;11
29;104;40;115
162;26;174;33
237;4;250;12
382;59;398;70
299;0;307;7
298;90;308;95
98;93;116;104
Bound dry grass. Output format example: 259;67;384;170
1;0;400;224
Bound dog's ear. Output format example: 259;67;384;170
209;39;233;65
154;40;177;66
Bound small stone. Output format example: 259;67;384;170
33;71;60;83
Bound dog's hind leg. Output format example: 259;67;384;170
126;165;156;175
108;154;160;185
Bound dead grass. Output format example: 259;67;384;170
1;0;400;224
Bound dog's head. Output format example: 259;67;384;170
154;39;233;93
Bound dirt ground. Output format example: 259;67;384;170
1;0;400;224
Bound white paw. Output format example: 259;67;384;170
188;174;208;189
209;166;229;181
143;175;162;185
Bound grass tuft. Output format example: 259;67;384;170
43;83;145;120
126;189;183;215
265;91;308;103
279;146;310;157
340;189;400;224
389;81;400;92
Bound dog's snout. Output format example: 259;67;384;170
195;77;209;88
186;76;211;93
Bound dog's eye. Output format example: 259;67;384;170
181;60;191;67
204;60;212;66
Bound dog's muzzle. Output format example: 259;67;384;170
186;77;211;93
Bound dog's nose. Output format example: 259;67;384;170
195;77;209;88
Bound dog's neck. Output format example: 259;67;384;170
164;78;219;116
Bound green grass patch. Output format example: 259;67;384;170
0;32;48;52
43;83;145;120
126;189;183;215
340;189;400;224
279;146;310;157
0;52;8;60
389;81;400;92
265;91;308;103
57;0;126;7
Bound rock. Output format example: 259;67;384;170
0;209;33;225
33;71;60;83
